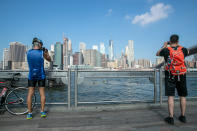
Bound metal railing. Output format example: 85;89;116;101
0;69;197;108
74;69;157;107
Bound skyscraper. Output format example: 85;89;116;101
127;40;134;68
68;39;72;53
9;42;26;70
3;48;10;70
109;40;114;61
100;42;105;54
92;45;98;51
83;49;102;67
79;42;86;54
125;45;128;57
51;44;55;52
73;52;83;65
54;42;63;69
63;37;71;69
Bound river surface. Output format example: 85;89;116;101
41;77;197;104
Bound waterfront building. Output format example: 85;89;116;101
54;42;63;70
63;37;69;69
0;61;2;70
100;42;105;55
83;49;102;67
109;40;114;61
9;42;26;70
101;54;107;68
156;57;164;65
73;52;83;65
127;40;134;68
137;59;151;68
107;60;118;69
3;48;10;70
120;50;127;69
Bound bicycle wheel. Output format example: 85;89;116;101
5;87;36;115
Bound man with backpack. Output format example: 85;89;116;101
156;34;189;125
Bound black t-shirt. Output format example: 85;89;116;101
159;46;188;62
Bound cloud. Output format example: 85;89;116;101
106;9;112;16
132;3;172;26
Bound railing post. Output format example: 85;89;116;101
159;68;163;105
75;66;78;107
154;69;157;103
67;68;71;108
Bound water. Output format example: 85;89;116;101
40;76;197;104
2;76;197;104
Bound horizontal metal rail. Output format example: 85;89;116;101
78;99;154;104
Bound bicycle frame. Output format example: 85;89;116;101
0;73;20;105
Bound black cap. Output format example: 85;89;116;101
32;37;42;45
170;34;179;43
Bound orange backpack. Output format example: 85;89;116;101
165;46;187;75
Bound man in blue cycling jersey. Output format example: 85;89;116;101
26;37;51;119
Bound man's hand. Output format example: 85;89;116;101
44;52;51;62
156;42;168;56
163;42;168;48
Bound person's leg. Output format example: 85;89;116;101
177;74;187;123
164;71;175;124
38;79;46;112
27;87;35;113
168;96;174;117
180;97;186;116
38;87;46;112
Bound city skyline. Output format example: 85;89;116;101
1;0;197;62
1;40;197;70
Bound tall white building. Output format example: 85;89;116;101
68;39;72;53
109;40;114;61
100;42;105;54
127;40;134;68
79;42;86;54
3;48;9;70
51;44;55;52
125;45;128;57
92;45;98;51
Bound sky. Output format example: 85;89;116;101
0;0;197;63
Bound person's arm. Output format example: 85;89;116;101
44;51;51;62
156;42;168;56
182;47;189;57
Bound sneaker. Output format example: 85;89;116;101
41;111;47;118
179;115;186;123
164;116;174;125
26;113;32;120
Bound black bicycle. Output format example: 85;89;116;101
0;73;36;115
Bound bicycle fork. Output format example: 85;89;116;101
0;88;8;105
